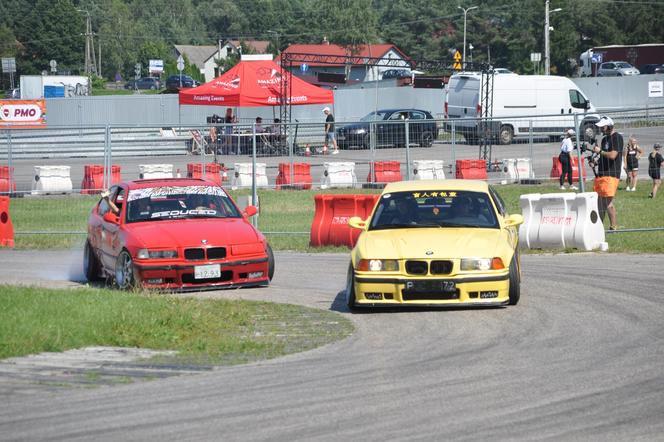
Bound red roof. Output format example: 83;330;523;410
279;43;410;67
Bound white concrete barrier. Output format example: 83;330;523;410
139;164;173;179
413;160;445;180
320;162;357;189
518;191;607;251
231;163;268;190
31;165;73;194
501;158;533;184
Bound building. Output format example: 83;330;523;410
174;41;270;83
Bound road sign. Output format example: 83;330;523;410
591;53;603;64
49;59;57;73
134;63;141;80
453;62;462;70
177;55;185;71
530;52;541;62
1;58;16;73
453;51;462;62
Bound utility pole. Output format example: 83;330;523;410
79;10;97;75
544;0;562;75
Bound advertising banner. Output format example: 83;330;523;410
0;99;47;128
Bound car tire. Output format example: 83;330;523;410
345;263;358;311
115;250;138;290
267;243;275;282
83;240;103;282
499;125;514;145
508;252;521;306
150;85;156;90
420;131;434;147
582;123;596;142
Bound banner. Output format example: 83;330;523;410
0;99;47;129
149;59;164;74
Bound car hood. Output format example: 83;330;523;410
124;218;261;249
357;227;504;259
338;122;370;132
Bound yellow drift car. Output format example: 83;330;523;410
346;180;524;309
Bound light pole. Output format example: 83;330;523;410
544;0;562;75
458;5;478;68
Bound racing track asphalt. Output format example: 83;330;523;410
1;249;663;441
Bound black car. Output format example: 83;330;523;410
125;77;161;90
640;64;664;75
381;69;411;79
336;109;439;149
165;75;199;90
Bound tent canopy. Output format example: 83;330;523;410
178;60;334;107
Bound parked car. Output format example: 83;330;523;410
3;88;20;99
336;108;439;149
125;77;161;90
165;74;199;90
639;64;664;75
493;68;515;74
597;61;640;76
84;178;274;290
381;69;411;79
345;179;524;309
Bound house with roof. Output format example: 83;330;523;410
174;40;270;83
278;40;412;84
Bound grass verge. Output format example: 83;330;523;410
0;285;353;363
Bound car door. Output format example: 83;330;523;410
100;186;125;270
408;110;427;142
384;111;408;146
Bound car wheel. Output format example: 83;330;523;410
420;131;434;147
115;250;138;290
499;125;514;145
582;123;596;142
508;252;521;306
267;243;275;282
345;263;358;311
150;85;156;90
83;240;102;282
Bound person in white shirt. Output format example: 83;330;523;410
559;129;577;190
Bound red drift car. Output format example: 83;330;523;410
84;178;274;290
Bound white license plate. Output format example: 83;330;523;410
194;264;221;279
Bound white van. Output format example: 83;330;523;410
444;73;600;144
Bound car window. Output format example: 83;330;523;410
568;89;588;109
488;186;507;217
616;62;631;68
410;111;426;120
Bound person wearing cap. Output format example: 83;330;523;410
592;116;623;230
648;143;663;198
623;136;643;192
559;129;577;190
322;107;339;155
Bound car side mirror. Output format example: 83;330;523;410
243;205;258;217
348;216;368;230
103;211;120;224
504;214;524;227
584;100;591;110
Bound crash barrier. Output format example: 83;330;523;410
500;158;533;184
549;156;587;183
81;164;121;194
413;160;445;180
138;164;174;180
275;163;312;190
310;194;380;247
368;161;402;183
456;159;487;180
232;163;268;189
0;166;16;194
187;163;227;186
0;196;14;248
518;192;607;251
31;166;73;195
320;162;357;189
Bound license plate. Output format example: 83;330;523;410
194;264;221;279
405;280;456;293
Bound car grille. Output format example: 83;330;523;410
405;260;453;275
430;260;453;275
207;247;227;259
405;260;428;275
184;248;205;260
184;247;227;261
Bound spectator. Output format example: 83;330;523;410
255;117;264;133
559;129;577;190
623;136;643;192
323;107;339;155
592;116;623;230
648;143;663;198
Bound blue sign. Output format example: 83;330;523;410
300;63;309;73
591;53;603;63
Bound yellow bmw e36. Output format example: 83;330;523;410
346;180;524;310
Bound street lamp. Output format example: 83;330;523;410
544;0;562;75
458;5;478;68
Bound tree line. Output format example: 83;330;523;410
1;0;664;88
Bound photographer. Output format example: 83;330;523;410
591;116;623;231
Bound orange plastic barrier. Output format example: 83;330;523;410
81;164;121;194
455;159;487;179
0;196;14;248
187;163;227;185
0;166;16;194
310;194;380;247
549;156;586;183
367;161;402;184
275;163;312;190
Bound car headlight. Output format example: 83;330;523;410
353;128;367;134
460;258;505;271
137;249;178;259
357;259;399;272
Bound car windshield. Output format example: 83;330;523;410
369;190;499;230
616;62;632;68
125;185;241;223
360;111;390;122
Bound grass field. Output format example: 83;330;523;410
5;182;664;252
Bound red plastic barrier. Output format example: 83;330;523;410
0;196;14;248
310;194;380;247
549;156;586;183
81;164;121;194
367;161;402;184
455;159;487;179
187;163;227;185
0;166;16;194
276;163;312;190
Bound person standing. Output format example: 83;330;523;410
322;106;339;155
648;143;663;198
559;129;577;190
592;116;623;230
623;136;643;192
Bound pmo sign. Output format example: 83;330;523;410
0;100;47;128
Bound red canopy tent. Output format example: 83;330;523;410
178;59;334;107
